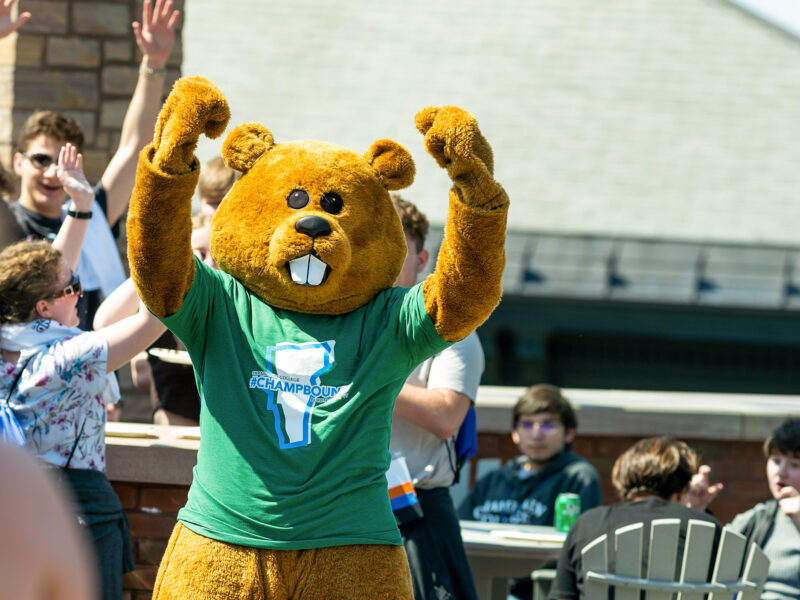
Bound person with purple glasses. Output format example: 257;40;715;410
458;384;601;600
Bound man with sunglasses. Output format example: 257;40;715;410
458;384;601;599
7;0;180;330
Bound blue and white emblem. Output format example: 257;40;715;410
249;340;349;449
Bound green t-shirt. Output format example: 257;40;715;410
162;259;449;549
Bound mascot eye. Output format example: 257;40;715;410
320;192;344;215
287;189;310;209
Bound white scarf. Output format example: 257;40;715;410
1;319;120;403
0;319;83;352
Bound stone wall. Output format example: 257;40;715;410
0;0;183;187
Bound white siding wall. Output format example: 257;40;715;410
183;0;800;245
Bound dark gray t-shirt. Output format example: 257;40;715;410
549;497;720;600
731;502;800;600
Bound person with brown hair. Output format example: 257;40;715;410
459;384;601;599
0;150;164;599
7;0;180;329
728;419;800;600
389;194;484;600
458;384;601;526
687;419;800;600
0;237;164;600
549;436;720;600
197;155;240;215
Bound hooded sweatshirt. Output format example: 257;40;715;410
457;451;602;525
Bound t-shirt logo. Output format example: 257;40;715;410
249;340;349;449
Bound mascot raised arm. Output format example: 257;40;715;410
127;76;508;599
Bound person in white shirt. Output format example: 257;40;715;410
389;195;484;600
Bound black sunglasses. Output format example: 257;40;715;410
51;271;83;299
22;152;58;169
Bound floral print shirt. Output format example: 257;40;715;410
1;330;118;471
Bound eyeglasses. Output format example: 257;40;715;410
22;152;58;170
517;420;558;433
50;271;83;299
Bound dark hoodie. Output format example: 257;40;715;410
458;451;602;525
459;451;602;600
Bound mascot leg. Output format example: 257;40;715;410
153;523;264;599
290;544;413;600
153;524;412;599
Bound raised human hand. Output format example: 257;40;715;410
132;0;180;70
777;486;800;528
682;464;724;511
415;105;505;210
0;0;30;38
150;76;230;175
56;144;94;211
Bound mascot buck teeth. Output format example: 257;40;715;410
128;76;508;599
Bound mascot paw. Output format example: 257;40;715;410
415;106;505;210
152;76;231;175
415;105;495;179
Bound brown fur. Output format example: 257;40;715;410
128;80;507;329
154;523;413;600
127;78;508;598
415;106;509;341
127;77;230;318
213;135;412;314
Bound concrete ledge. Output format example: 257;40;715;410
476;386;799;440
104;387;799;486
105;426;199;485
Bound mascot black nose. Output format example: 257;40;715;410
295;216;331;239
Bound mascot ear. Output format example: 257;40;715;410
364;139;415;191
222;123;275;173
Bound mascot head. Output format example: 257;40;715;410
210;124;415;315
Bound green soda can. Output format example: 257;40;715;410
554;493;581;532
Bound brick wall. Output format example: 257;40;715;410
113;481;188;600
112;434;769;598
0;0;183;185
